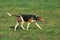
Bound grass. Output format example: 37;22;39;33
0;0;60;40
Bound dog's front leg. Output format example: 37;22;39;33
35;23;43;30
26;22;30;30
14;22;19;32
20;22;25;30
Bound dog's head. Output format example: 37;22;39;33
37;16;44;22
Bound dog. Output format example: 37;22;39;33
7;13;44;31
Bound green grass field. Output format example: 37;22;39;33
0;0;60;40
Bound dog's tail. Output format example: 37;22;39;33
7;12;18;17
7;12;12;16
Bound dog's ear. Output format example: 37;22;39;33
38;16;42;20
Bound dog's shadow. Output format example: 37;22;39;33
9;26;22;31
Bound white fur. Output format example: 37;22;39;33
20;22;25;30
14;22;19;32
7;12;12;16
26;22;30;30
20;16;25;30
35;23;43;30
20;15;24;21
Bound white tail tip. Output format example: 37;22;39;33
7;12;12;16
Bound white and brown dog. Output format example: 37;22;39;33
7;13;44;31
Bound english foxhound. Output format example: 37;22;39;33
7;13;44;32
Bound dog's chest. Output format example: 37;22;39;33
21;15;38;22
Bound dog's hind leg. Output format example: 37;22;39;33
14;22;19;32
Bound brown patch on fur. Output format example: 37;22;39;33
17;16;23;22
38;16;42;19
28;18;33;23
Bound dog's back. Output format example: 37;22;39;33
21;14;38;22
